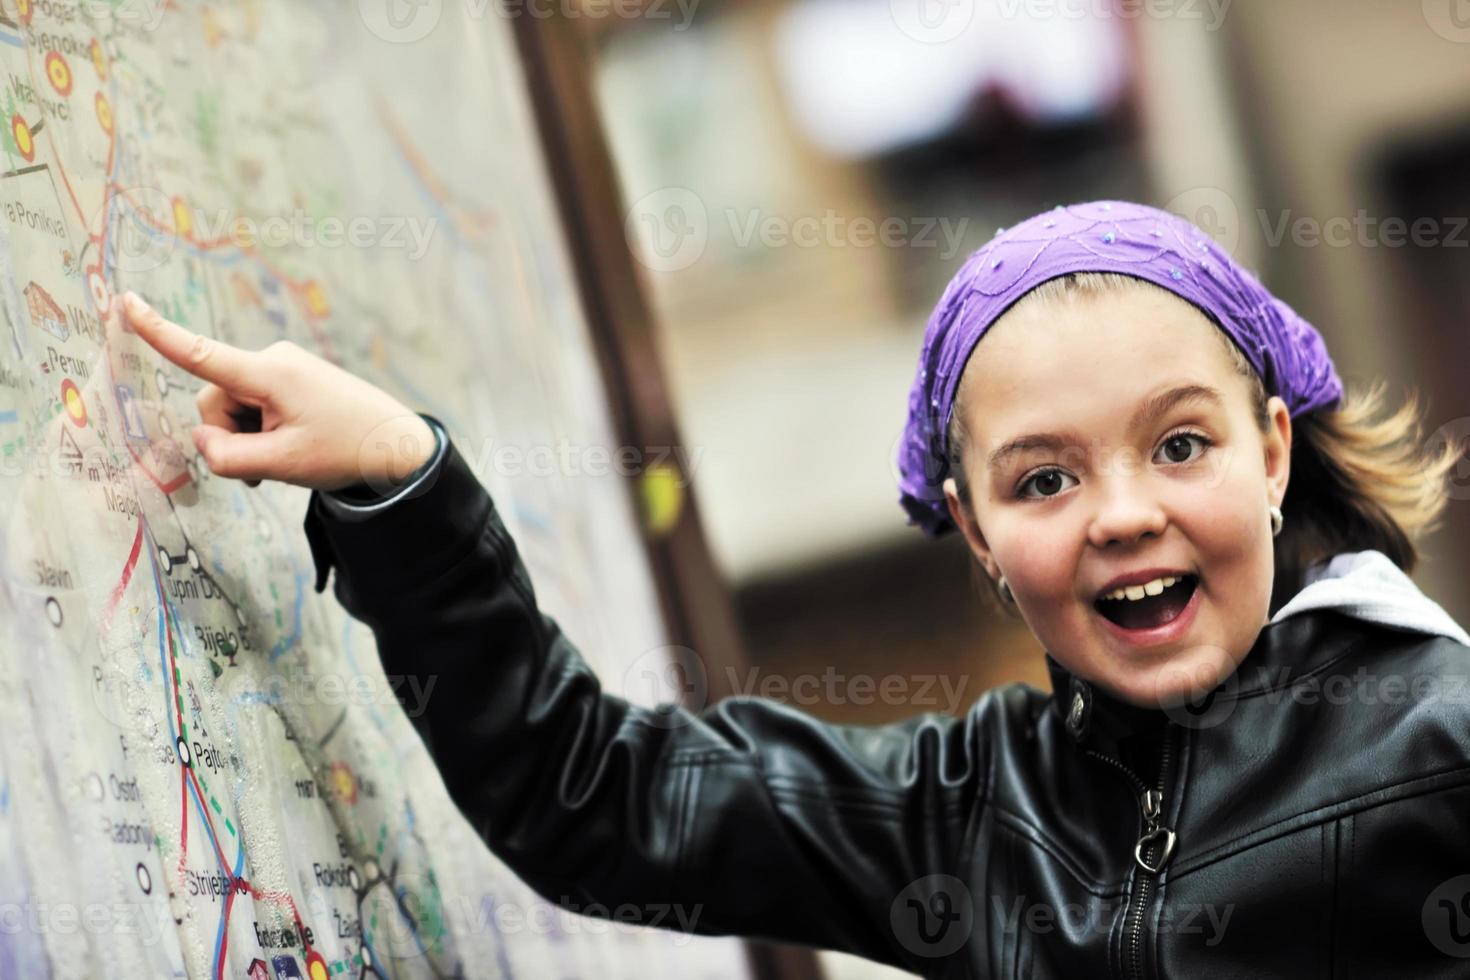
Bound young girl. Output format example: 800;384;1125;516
119;200;1470;978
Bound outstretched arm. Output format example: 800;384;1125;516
117;291;992;972
305;423;991;972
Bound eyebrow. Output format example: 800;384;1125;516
985;384;1227;474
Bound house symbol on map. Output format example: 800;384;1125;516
24;282;68;342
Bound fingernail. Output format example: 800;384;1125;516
123;291;147;312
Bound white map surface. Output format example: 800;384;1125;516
0;1;747;977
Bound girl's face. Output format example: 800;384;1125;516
942;284;1292;709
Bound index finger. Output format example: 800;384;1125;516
119;292;267;398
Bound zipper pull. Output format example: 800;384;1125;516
1133;788;1176;874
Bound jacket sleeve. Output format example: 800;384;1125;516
301;421;989;972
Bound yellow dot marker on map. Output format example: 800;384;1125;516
11;115;34;162
330;761;357;804
17;0;32;26
304;951;329;980
60;379;87;427
44;51;72;97
304;281;329;319
90;39;107;81
95;93;112;135
172;198;192;239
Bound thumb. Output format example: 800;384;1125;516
192;424;294;485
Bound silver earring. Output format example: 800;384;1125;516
1269;505;1284;538
997;575;1014;603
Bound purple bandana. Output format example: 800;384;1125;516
896;199;1344;537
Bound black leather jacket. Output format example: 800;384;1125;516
304;430;1470;979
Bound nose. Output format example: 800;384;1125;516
1086;477;1169;549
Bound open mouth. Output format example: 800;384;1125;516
1094;574;1200;631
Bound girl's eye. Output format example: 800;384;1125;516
1156;430;1212;465
1015;468;1077;500
1013;431;1213;500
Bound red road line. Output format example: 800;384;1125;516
100;520;143;628
108;185;338;362
215;882;237;980
177;761;190;881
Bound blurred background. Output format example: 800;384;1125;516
562;2;1468;976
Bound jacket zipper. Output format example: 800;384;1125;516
1085;724;1178;980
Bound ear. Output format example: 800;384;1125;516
1264;395;1292;507
944;476;998;578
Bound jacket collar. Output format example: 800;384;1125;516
1269;549;1469;646
1045;549;1469;752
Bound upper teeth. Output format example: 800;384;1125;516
1100;575;1188;602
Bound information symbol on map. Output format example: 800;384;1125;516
57;426;83;478
116;383;147;441
269;955;303;980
